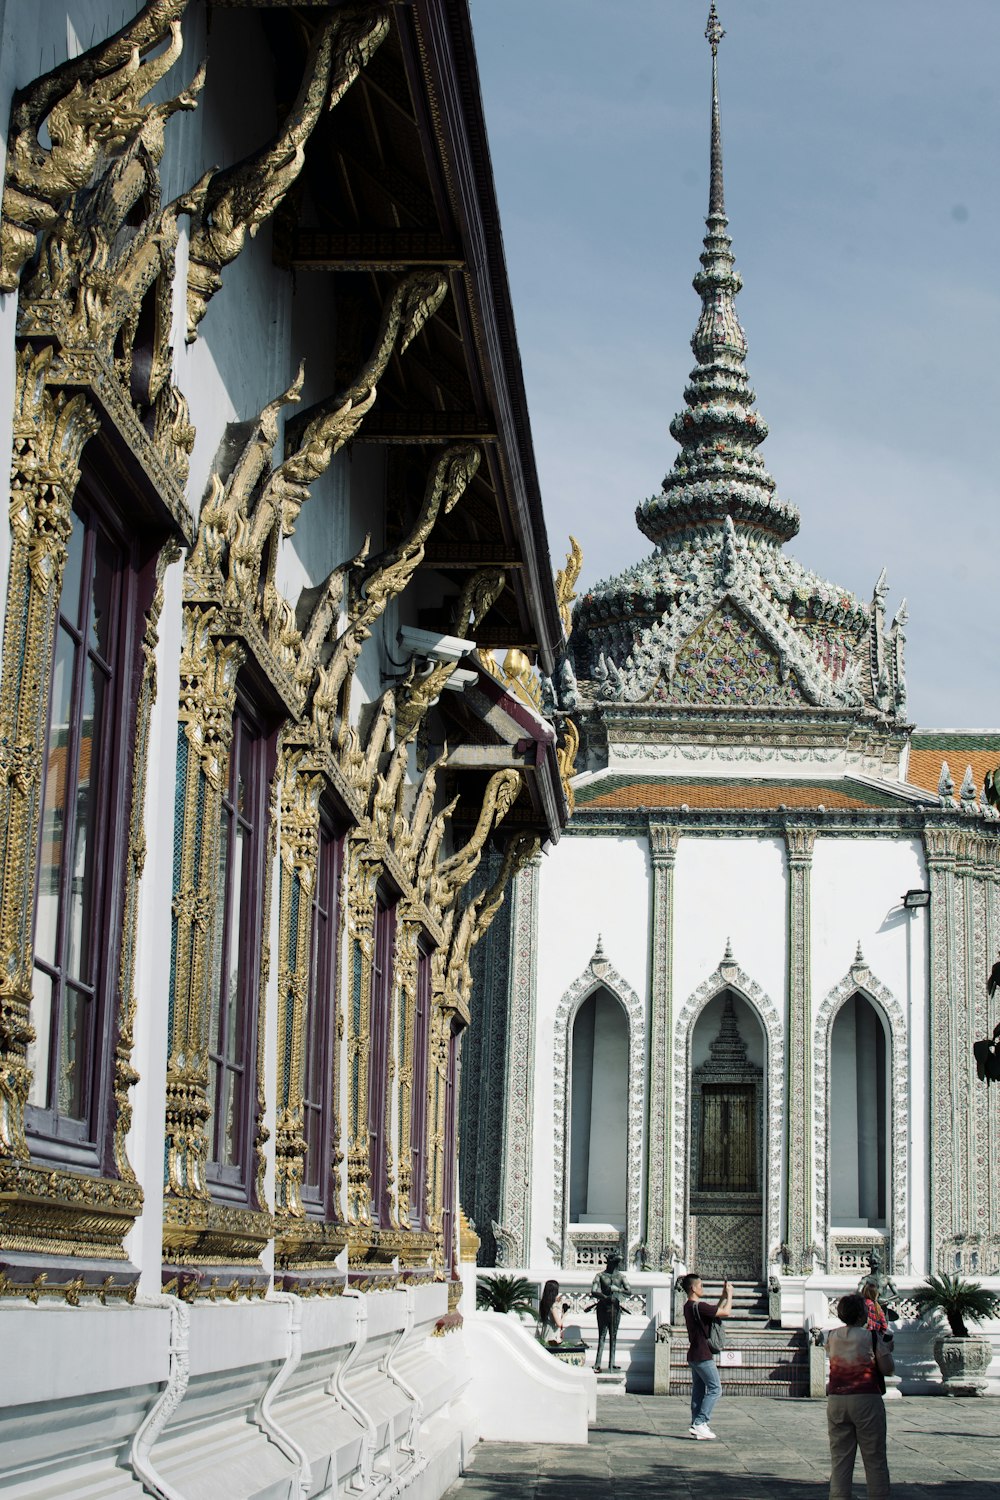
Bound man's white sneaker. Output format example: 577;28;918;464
692;1425;717;1440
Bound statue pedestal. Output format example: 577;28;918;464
653;1328;671;1395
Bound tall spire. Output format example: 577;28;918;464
706;2;725;218
636;4;799;551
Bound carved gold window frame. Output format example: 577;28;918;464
0;343;191;1294
162;601;288;1280
273;746;360;1280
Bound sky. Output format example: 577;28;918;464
467;0;1000;729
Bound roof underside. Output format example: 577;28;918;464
262;2;563;669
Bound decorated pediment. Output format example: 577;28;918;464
589;519;865;712
657;600;806;708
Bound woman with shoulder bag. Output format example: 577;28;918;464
680;1273;733;1440
825;1292;894;1500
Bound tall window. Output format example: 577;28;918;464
367;889;396;1224
440;1019;460;1276
28;492;141;1164
409;942;432;1227
301;805;343;1215
207;692;271;1197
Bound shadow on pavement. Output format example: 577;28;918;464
456;1475;1000;1499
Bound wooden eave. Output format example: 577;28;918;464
261;2;565;700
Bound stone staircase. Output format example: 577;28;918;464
698;1278;769;1324
664;1280;809;1398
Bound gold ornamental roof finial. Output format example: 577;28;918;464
705;2;725;57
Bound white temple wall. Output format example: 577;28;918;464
536;834;650;1006
530;834;650;1262
810;837;929;1269
810;837;924;1007
673;836;787;1007
125;564;184;1296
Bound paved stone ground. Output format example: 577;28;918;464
443;1394;1000;1498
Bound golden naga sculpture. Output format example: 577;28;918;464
8;4;207;499
353;444;481;626
287;268;449;464
554;535;583;639
273;443;481;1241
0;1;192;293
186;5;390;340
557;717;580;815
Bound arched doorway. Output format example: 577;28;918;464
569;986;628;1228
829;992;889;1230
688;992;765;1280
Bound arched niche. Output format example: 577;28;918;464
815;950;908;1275
569;987;628;1224
675;945;784;1275
552;942;645;1267
689;992;766;1279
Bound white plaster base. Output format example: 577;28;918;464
463;1313;595;1442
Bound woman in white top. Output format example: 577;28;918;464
537;1280;566;1344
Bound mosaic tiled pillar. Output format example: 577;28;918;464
925;827;961;1271
784;825;815;1274
496;855;540;1265
927;828;1000;1274
646;823;679;1269
986;856;1000;1273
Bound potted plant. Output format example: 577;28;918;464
911;1273;1000;1395
476;1274;536;1320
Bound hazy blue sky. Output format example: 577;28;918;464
467;0;1000;728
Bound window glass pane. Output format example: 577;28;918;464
88;527;117;661
226;820;246;1065
36;627;76;966
209;810;230;1053
58;983;88;1121
27;970;54;1109
217;1061;237;1167
67;658;106;983
61;521;85;631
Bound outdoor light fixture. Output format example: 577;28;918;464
902;889;931;909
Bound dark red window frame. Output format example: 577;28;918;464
206;683;275;1202
301;802;344;1217
367;886;397;1226
409;942;432;1227
28;477;156;1174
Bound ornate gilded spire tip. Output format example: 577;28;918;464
705;2;725;56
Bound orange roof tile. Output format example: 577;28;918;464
907;735;1000;798
576;778;906;812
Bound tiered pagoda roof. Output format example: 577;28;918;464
567;5;907;728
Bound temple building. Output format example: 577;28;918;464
0;1;574;1493
462;4;1000;1389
